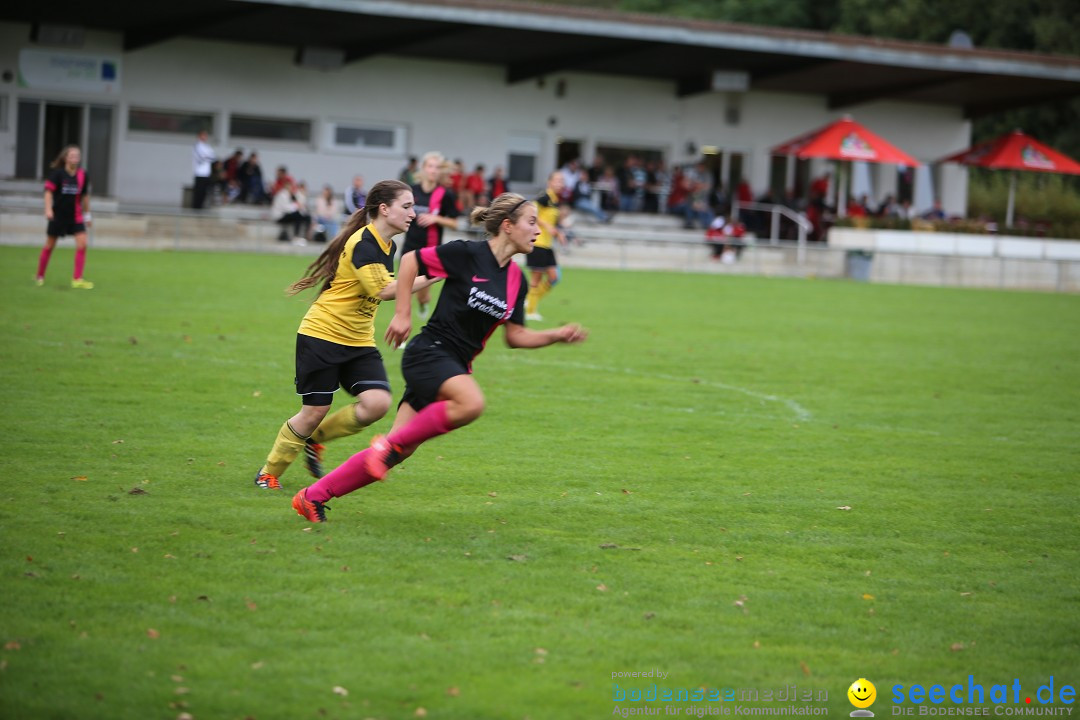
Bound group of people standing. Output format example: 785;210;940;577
251;151;587;523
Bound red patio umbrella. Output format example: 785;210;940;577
771;115;921;166
771;115;921;217
937;129;1080;227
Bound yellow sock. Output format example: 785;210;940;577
527;279;551;315
262;421;307;478
311;403;365;443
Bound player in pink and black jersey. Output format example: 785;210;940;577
402;150;460;318
37;145;94;289
292;193;588;523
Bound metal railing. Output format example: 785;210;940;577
732;200;814;264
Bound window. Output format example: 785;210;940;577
128;107;213;135
327;120;406;155
508;153;536;184
230;114;311;143
337;126;392;147
507;132;543;185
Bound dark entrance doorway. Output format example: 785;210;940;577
15;100;113;194
555;138;582;170
43;103;83;176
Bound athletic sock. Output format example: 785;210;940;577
262;421;307;478
306;402;452;502
74;247;86;280
36;247;53;279
525;286;539;314
311;403;364;443
306;449;376;502
387;400;452;449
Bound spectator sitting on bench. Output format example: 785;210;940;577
705;215;747;264
272;180;311;244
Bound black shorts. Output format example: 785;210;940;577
294;334;390;406
47;219;86;238
399;334;468;411
526;245;557;269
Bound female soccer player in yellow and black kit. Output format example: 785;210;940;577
253;179;438;490
524;171;566;321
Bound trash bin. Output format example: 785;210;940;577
181;185;194;208
846;250;873;282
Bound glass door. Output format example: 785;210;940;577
43;102;83;176
15;100;41;179
87;105;113;195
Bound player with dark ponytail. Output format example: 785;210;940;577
253;179;439;491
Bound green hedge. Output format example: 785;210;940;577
833;173;1080;239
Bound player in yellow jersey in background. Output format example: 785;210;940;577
524;171;566;322
253;179;439;494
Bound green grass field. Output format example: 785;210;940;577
1;245;1078;720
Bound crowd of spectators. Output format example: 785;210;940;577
195;134;945;251
200;147;523;245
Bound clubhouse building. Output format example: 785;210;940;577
2;0;1079;214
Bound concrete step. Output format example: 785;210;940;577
1;192;120;213
0;179;44;194
1;186;271;220
144;215;262;240
116;202;275;223
601;211;686;229
571;223;717;244
0;208;283;247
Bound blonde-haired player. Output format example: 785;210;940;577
402;150;460;318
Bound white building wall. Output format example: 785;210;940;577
1;20;971;213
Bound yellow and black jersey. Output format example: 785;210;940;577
298;224;395;347
534;188;559;250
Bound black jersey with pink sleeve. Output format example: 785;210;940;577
413;240;527;369
45;168;90;224
403;184;460;252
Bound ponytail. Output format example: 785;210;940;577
286;179;411;295
470;192;531;237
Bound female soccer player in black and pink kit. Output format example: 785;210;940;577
293;193;588;522
37;145;94;289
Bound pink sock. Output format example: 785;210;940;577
388;401;452;449
36;247;53;279
74;247;86;279
306;449;376;502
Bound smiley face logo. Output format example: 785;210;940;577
848;678;877;709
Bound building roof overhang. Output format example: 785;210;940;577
5;0;1079;118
